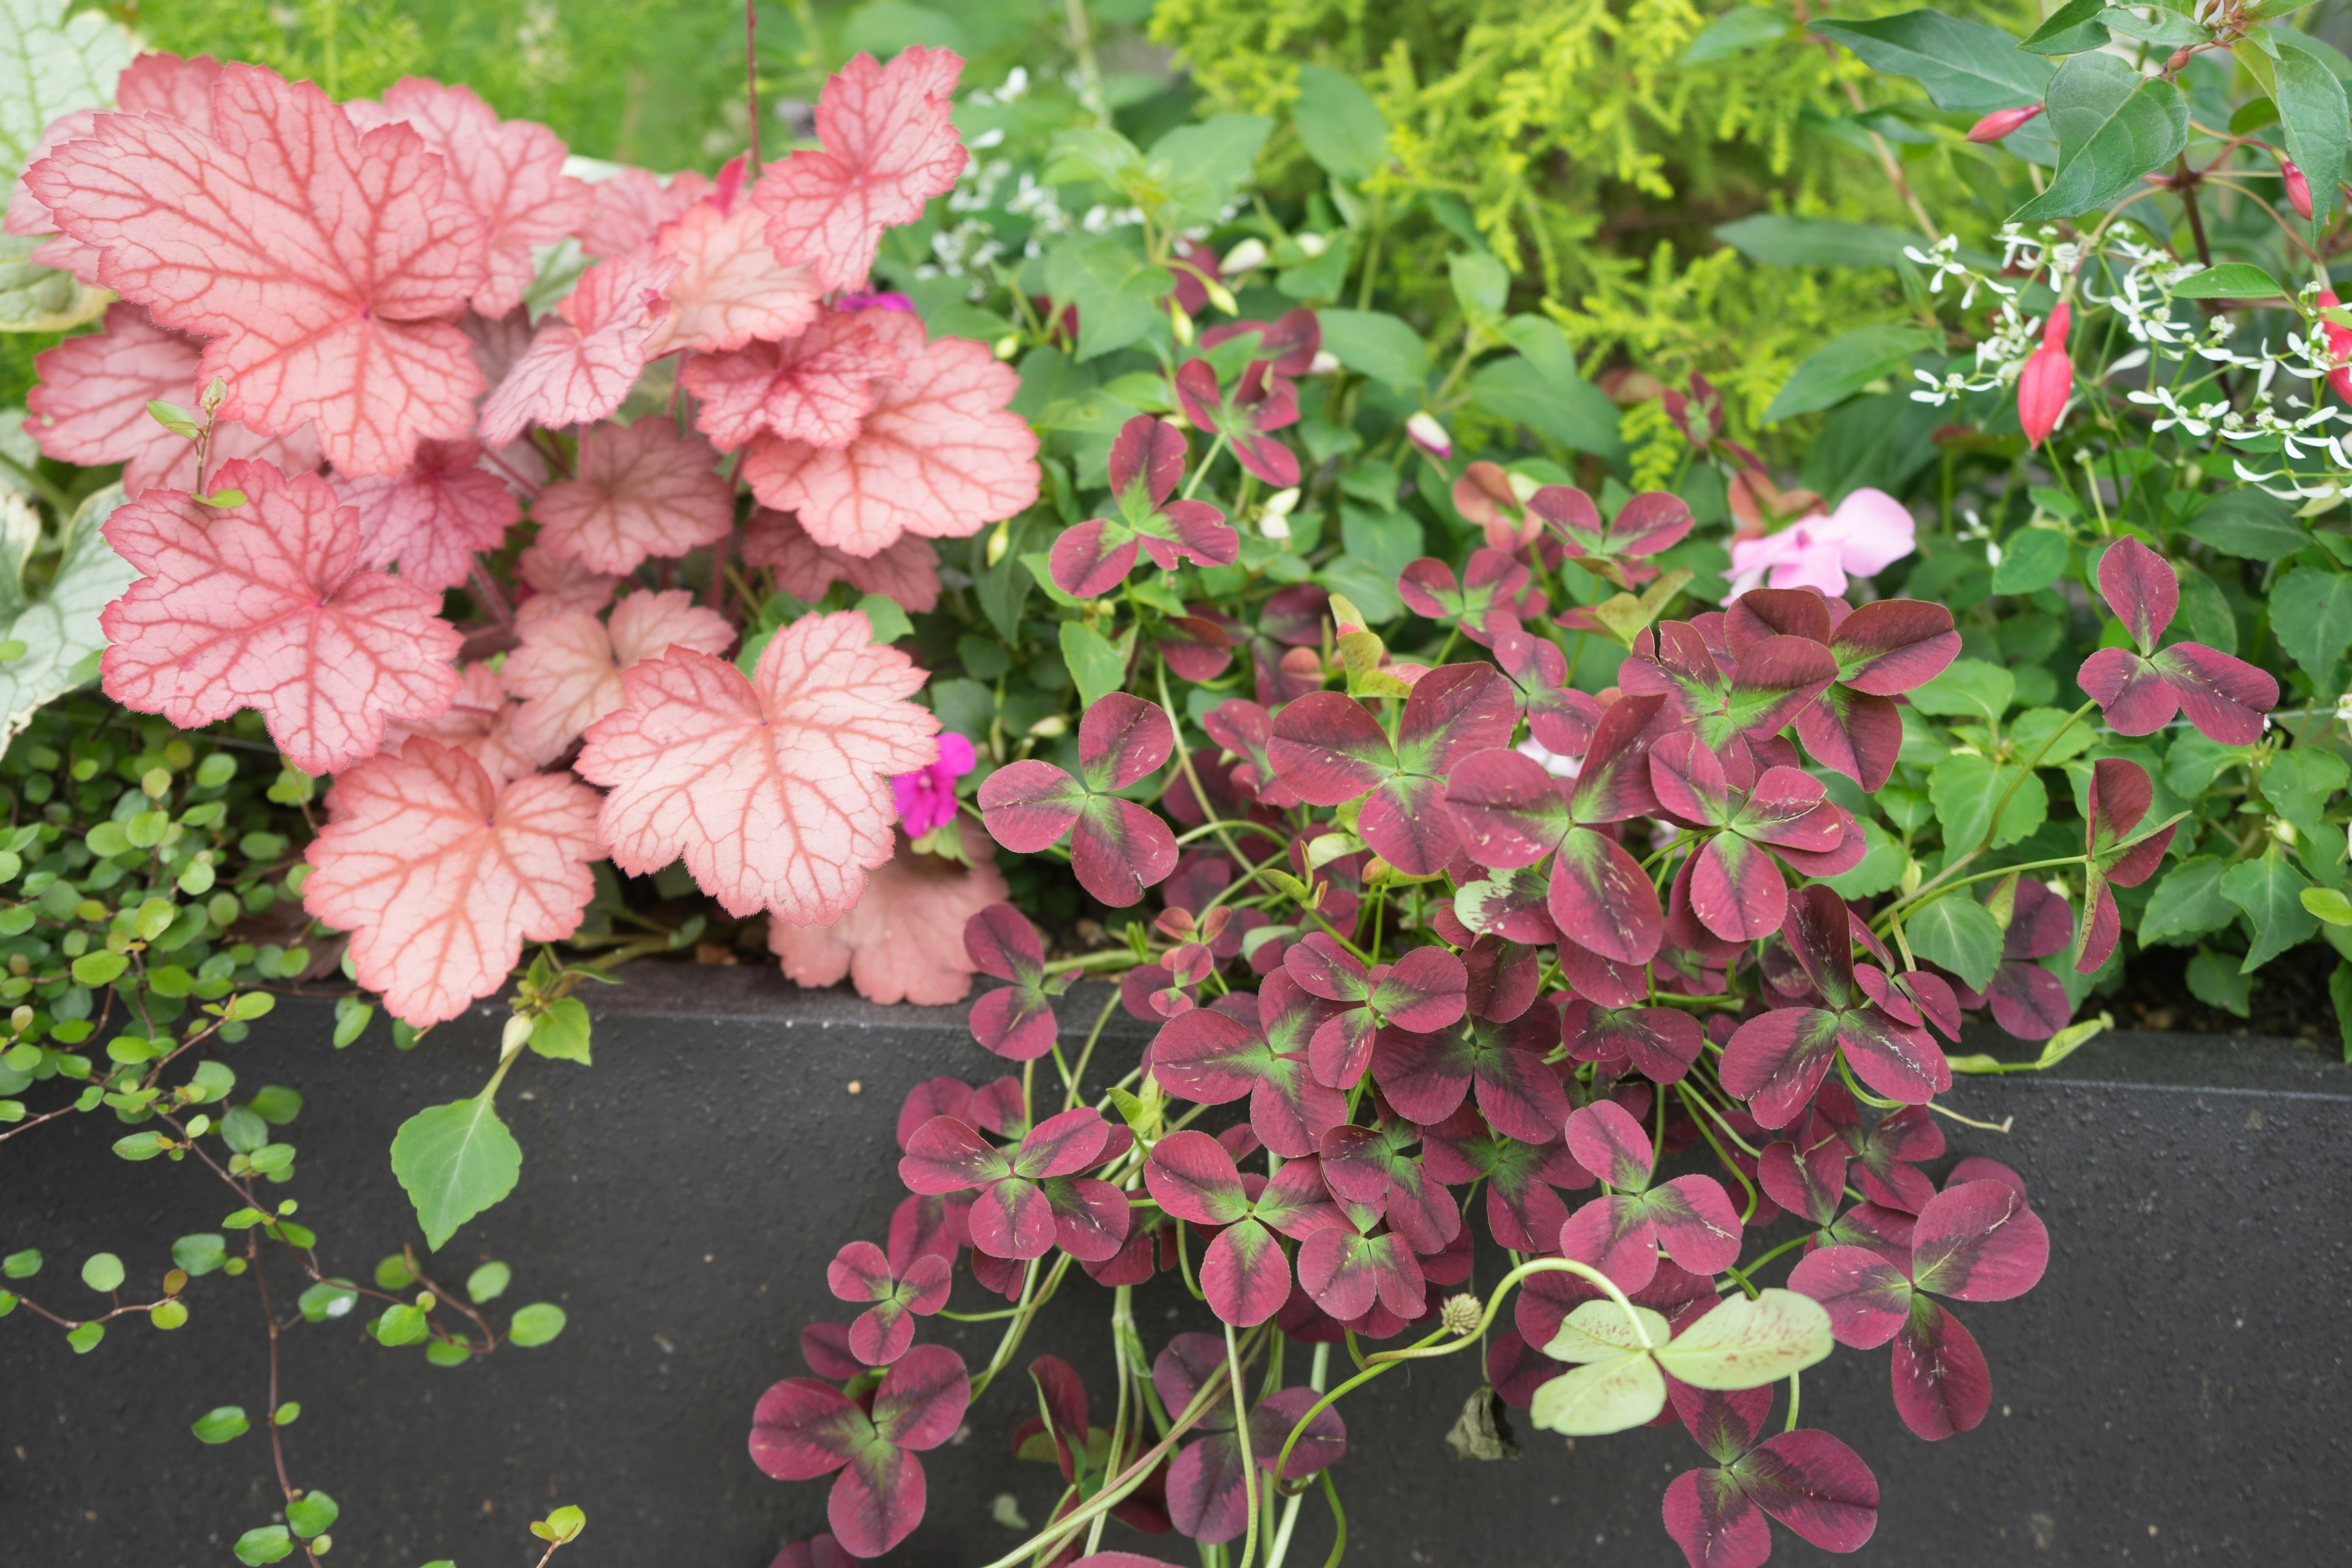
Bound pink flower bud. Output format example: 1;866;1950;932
1406;411;1453;459
2282;156;2315;221
2319;288;2352;405
1966;103;2045;143
2017;303;2072;447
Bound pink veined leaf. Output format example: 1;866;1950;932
23;303;325;497
29;63;489;477
745;332;1041;558
118;51;227;124
531;417;735;575
99;459;462;775
383;661;537;788
575;609;939;922
772;821;1011;1006
682;306;921;450
577;165;714;258
301;738;602;1027
643;186;824;356
742;507;941;612
477;244;685;446
503;588;736;763
513;541;619;628
345;78;592;319
756;47;968;292
333;437;519;592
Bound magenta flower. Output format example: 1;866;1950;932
893;731;977;836
839;291;916;312
1724;488;1916;601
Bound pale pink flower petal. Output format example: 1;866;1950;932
502;589;734;763
642;194;823;356
744;334;1038;558
741;507;940;612
769;819;1008;1005
575;609;940;923
346;79;593;319
383;662;537;787
577;165;714;259
27;64;490;477
1825;488;1917;578
755;47;968;292
99;459;462;774
530;418;734;575
680;306;921;451
477;244;684;445
513;542;620;630
333;437;519;592
303;738;602;1026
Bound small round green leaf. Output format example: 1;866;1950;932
190;1405;249;1444
466;1261;511;1304
508;1302;567;1348
285;1491;337;1538
2;1248;41;1279
149;1298;188;1330
233;1524;294;1564
70;950;128;987
81;1252;124;1292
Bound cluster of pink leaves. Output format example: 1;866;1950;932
750;498;2276;1563
13;48;1044;1026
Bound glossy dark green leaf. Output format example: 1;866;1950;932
1815;10;2052;111
2021;0;2111;55
2277;35;2350;226
2220;852;2319;971
2269;566;2352;678
2011;53;2187;222
2170;263;2285;299
390;1094;523;1251
2188;488;2306;556
1905;895;2006;990
1761;325;1940;423
1292;65;1387;183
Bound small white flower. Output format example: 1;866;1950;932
1517;737;1582;779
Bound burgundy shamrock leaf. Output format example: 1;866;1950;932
1145;1133;1345;1325
1243;583;1330;706
1530;484;1694;589
1370;1007;1567;1141
1491;629;1605;758
826;1240;952;1366
1555;1099;1742;1291
1173;358;1300;487
748;1343;971;1556
2073;756;2177;974
1317;1114;1462;1256
900;1107;1128;1262
1200;307;1321;375
772;1536;856;1568
979;693;1178;906
1787;1178;2049;1439
1050;416;1239;597
1422;1102;1597;1251
2077;537;2277;744
1660;1381;1879;1568
1281;932;1469;1088
1447;693;1668;966
1721;887;1951;1127
1155;613;1235;682
1727;589;1958;791
1561;994;1706;1084
1297;1194;1428;1322
1770;1080;1945;1216
1649;731;1856;941
1153;1333;1346;1543
1620;619;1837;774
1396;548;1536;646
1944;876;2076;1039
965;903;1069;1060
1147;973;1348;1157
1011;1355;1175;1539
1267;662;1515;875
1202;697;1300;808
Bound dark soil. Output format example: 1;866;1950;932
2117;938;2344;1045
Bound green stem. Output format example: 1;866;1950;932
1227;1323;1261;1568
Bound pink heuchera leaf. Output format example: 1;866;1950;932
530;417;736;575
756;47;968;292
23;303;323;496
28;64;490;477
503;587;736;763
301;738;601;1026
576;609;939;922
99;459;462;774
477;244;685;445
743;508;941;612
333;437;519;592
577;165;714;258
682;306;921;450
345;78;592;319
513;542;619;628
745;333;1040;558
772;820;1011;1005
644;183;824;356
383;661;537;788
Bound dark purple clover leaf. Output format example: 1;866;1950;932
1562;1099;1656;1191
965;904;1069;1061
1201;307;1322;375
1319;1118;1460;1254
1202;698;1295;807
1492;628;1604;756
1422;1104;1594;1251
1147;979;1345;1158
978;693;1178;907
1720;888;1950;1127
826;1241;952;1366
772;1534;858;1568
1648;733;1850;943
1664;1423;1880;1568
1556;1104;1742;1289
1050;417;1239;597
1396;549;1531;646
1621;621;1838;771
899;1109;1110;1261
1156;614;1235;682
1174;358;1300;487
1446;694;1667;966
747;1344;970;1557
1908;1179;2049;1302
1529;484;1694;589
2078;538;2277;744
1144;1131;1338;1326
1370;1008;1564;1142
1757;1123;1846;1229
1949;876;2076;1042
1561;997;1705;1084
1284;934;1468;1088
1891;1295;1991;1440
2073;757;2179;974
1297;1211;1427;1322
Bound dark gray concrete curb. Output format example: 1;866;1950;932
8;964;2350;1566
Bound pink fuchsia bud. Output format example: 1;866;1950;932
2281;156;2315;221
2017;303;2073;447
1966;103;2045;143
2319;288;2352;405
1406;412;1452;459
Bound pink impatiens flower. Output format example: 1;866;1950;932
894;731;978;835
1724;488;1916;601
